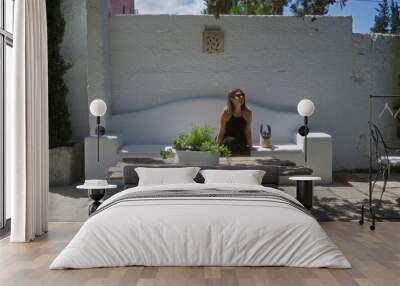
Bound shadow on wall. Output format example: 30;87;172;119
109;97;299;145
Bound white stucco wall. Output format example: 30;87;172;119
109;15;354;114
350;34;400;166
86;0;112;133
63;6;400;170
61;0;89;142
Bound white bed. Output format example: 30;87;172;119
50;183;351;269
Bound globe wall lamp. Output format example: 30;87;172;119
89;99;107;162
297;99;315;162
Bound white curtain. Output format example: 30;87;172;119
8;0;49;242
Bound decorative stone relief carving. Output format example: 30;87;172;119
202;31;224;54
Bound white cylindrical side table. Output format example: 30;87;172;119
77;180;117;215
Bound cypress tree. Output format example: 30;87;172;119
371;0;390;33
390;0;400;34
46;0;72;148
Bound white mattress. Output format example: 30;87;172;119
50;183;351;269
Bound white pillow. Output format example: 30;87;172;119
200;169;266;185
135;167;201;186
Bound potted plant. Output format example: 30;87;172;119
160;124;231;166
48;0;84;186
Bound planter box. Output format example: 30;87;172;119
50;143;84;186
175;150;219;166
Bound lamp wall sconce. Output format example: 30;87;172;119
297;99;315;162
89;99;107;162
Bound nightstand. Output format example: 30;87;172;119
288;176;321;210
77;180;117;215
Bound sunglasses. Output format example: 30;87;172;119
233;93;244;98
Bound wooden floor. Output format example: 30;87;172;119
0;222;399;286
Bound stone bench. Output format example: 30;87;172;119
107;157;313;186
85;132;330;185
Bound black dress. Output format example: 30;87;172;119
222;114;249;155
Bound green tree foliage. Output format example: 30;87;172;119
46;0;72;148
203;0;287;17
204;0;346;18
271;0;288;14
390;0;400;34
371;0;390;33
229;0;274;15
203;0;233;17
290;0;347;16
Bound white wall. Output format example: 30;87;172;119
108;15;354;114
61;0;89;142
349;34;400;167
109;97;300;144
86;0;113;133
106;15;400;169
64;6;400;170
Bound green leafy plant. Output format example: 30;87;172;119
160;124;231;159
46;0;72;148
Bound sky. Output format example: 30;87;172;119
325;1;378;33
134;0;379;33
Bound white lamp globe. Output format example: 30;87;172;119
90;99;107;117
297;99;315;117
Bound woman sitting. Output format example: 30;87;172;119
216;88;252;155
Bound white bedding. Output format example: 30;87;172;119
50;183;351;269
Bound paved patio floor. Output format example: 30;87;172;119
281;172;400;221
49;172;400;222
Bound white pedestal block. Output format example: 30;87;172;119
295;132;332;184
84;134;122;179
250;132;332;184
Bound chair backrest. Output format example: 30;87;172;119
369;121;389;163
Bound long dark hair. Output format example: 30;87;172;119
224;88;248;114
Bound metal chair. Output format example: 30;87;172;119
360;122;400;230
